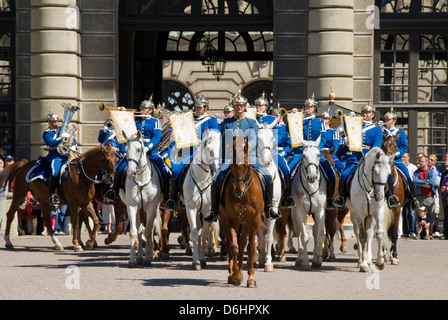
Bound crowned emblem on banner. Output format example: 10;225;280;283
245;106;257;119
169;111;199;149
344;114;363;152
287;110;304;148
110;107;138;143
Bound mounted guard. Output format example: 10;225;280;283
333;102;385;208
382;108;419;209
285;94;336;208
43;103;79;205
164;93;219;211
204;90;280;222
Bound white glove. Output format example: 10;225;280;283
144;146;149;153
60;132;70;139
69;145;77;151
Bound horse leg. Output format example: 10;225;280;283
186;207;201;270
68;203;83;252
357;220;371;273
247;225;258;288
159;208;173;259
105;202;125;245
375;209;386;271
143;207;158;267
390;207;401;265
127;205;139;268
338;208;349;253
324;208;338;261
292;208;310;268
4;186;29;249
228;225;241;286
84;202;99;250
264;218;275;272
312;211;326;268
40;202;64;251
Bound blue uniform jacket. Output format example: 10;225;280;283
135;116;162;156
383;127;408;163
98;129;125;159
220;114;258;163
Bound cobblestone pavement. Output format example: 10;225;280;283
1;231;447;301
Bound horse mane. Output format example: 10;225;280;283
364;147;386;169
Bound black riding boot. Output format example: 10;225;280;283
204;182;220;222
48;175;60;205
326;178;336;208
162;173;171;204
280;174;296;208
264;179;281;219
164;178;178;211
409;181;420;209
104;170;123;203
333;180;347;208
387;179;400;208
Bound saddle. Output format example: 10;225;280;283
25;157;71;185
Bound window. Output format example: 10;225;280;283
416;111;447;160
162;80;194;111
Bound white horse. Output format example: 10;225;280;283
181;128;221;270
290;137;327;268
346;147;394;272
121;131;162;268
256;120;281;272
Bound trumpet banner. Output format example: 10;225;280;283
110;110;138;143
344;115;363;152
287;111;304;148
169;111;199;149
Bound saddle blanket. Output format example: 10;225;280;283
25;157;70;184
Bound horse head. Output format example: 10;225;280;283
101;144;117;184
381;133;400;157
300;137;321;184
123;130;147;179
231;137;251;198
196;128;221;173
257;120;277;167
365;147;394;203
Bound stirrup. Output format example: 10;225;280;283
388;196;400;208
411;199;420;209
164;199;176;212
267;208;282;220
333;196;345;208
204;210;218;222
49;194;60;205
281;196;296;208
103;190;117;203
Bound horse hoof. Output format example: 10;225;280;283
192;262;201;271
359;265;370;273
186;248;193;256
5;243;14;250
264;264;274;272
137;257;144;265
200;260;207;268
74;246;83;252
232;279;242;287
376;263;385;271
391;258;399;265
143;260;152;267
104;238;111;245
246;280;257;288
160;252;170;260
227;276;233;284
340;245;347;253
128;261;137;268
55;245;64;251
328;255;336;262
278;255;286;262
85;241;94;250
312;261;322;268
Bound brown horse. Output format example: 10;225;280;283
321;149;350;257
220;138;263;287
381;133;408;264
2;145;116;251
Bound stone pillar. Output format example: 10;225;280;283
308;0;354;109
30;0;81;159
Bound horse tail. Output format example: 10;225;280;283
0;159;29;191
381;206;394;249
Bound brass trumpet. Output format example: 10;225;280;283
98;103;136;113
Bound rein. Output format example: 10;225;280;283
358;158;388;216
232;165;253;198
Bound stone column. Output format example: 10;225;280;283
308;0;354;109
30;0;80;159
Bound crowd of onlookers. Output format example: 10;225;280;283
402;152;448;240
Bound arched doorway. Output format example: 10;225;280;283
118;0;274;111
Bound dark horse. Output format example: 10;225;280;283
381;133;408;264
220;138;263;287
2;145;116;251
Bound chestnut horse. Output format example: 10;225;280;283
2;145;116;251
381;133;408;264
220;138;263;287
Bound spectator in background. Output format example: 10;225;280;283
402;153;418;238
416;206;431;240
428;154;442;238
438;152;448;239
53;204;68;235
414;155;438;239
